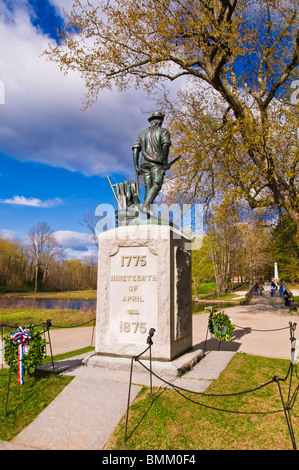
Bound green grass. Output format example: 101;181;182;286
192;302;239;315
192;282;244;314
0;352;297;449
106;354;298;450
0;369;73;441
1;290;97;300
195;282;217;298
0;346;94;441
0;307;95;331
194;282;246;304
42;346;94;364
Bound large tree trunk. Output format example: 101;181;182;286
247;148;299;229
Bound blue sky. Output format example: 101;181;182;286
0;0;180;259
2;1;291;260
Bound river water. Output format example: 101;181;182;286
0;298;97;311
0;297;234;313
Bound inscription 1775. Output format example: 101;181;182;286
121;255;147;267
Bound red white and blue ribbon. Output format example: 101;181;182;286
10;327;32;385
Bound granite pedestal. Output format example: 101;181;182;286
95;223;192;362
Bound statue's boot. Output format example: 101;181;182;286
141;184;160;216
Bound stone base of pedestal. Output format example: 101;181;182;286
89;347;203;378
96;224;192;362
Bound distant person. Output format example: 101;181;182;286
254;282;259;295
270;284;275;297
259;285;263;295
283;289;290;306
279;285;284;297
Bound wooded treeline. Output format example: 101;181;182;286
0;222;97;293
192;210;299;296
1;213;298;295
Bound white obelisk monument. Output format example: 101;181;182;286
273;262;279;285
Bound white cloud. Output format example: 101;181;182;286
49;0;77;15
54;230;97;259
64;247;97;260
54;230;97;255
0;1;185;178
0;228;22;241
55;229;94;246
0;195;62;207
0;227;97;259
0;2;160;177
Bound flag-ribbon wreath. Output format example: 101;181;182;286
10;327;32;385
208;310;235;342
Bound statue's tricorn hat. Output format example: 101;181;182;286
148;111;165;122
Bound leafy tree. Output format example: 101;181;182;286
80;209;99;248
237;219;274;282
45;0;299;227
271;214;299;281
192;240;215;299
204;205;242;296
199;201;274;295
0;228;97;292
0;238;28;290
27;222;64;292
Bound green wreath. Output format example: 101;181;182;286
208;310;235;341
4;327;47;376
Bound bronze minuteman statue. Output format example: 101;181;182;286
132;111;172;215
107;111;180;224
